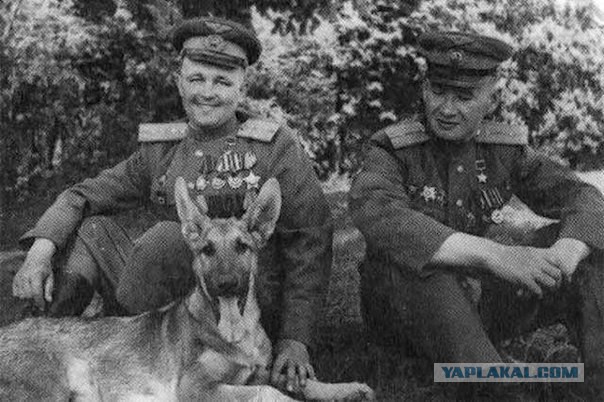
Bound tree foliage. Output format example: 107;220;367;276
284;0;604;174
2;0;604;211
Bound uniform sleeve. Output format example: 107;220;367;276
269;129;333;347
514;146;604;251
19;149;151;249
349;143;457;274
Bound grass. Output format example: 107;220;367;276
0;188;595;400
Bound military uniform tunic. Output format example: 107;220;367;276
350;117;604;276
21;115;332;347
349;116;604;373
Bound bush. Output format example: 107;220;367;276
331;0;604;170
2;0;603;205
1;1;180;202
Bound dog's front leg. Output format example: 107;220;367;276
215;384;298;402
301;379;376;401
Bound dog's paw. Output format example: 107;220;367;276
342;383;375;401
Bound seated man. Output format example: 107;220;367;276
349;31;604;396
13;16;332;391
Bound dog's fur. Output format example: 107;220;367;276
0;177;374;401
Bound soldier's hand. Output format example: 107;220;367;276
12;238;56;309
543;238;591;281
485;244;563;297
271;339;315;394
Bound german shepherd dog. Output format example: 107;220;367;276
0;177;374;401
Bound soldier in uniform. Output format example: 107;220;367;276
13;17;332;391
349;31;604;396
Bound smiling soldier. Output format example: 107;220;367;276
349;31;604;397
13;17;332;392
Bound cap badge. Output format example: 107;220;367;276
200;35;228;52
205;21;233;34
449;50;464;67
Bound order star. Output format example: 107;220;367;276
245;171;260;188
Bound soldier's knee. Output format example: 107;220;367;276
135;221;182;247
77;216;118;239
127;221;192;276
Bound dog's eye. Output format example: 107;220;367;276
201;242;215;256
235;238;249;254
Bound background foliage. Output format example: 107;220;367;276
1;0;604;241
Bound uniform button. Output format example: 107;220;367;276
456;199;463;207
456;165;464;173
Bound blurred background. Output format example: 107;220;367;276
1;0;603;246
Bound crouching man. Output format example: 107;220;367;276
349;31;604;397
13;16;332;392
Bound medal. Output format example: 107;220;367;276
212;177;226;190
216;154;228;173
244;171;261;189
228;175;243;189
490;188;504;206
491;209;504;224
420;186;437;202
475;159;487;184
229;152;243;172
196;176;207;191
244;151;257;170
158;175;167;187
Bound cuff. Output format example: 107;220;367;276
559;213;604;252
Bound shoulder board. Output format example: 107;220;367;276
236;119;280;143
138;123;187;142
476;121;528;145
383;119;430;149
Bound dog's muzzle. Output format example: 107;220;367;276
205;273;250;313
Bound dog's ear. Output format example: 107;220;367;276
244;178;281;247
174;177;210;241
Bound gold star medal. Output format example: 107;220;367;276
475;159;487;184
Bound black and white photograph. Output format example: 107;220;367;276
1;0;604;400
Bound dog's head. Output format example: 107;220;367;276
174;176;281;318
